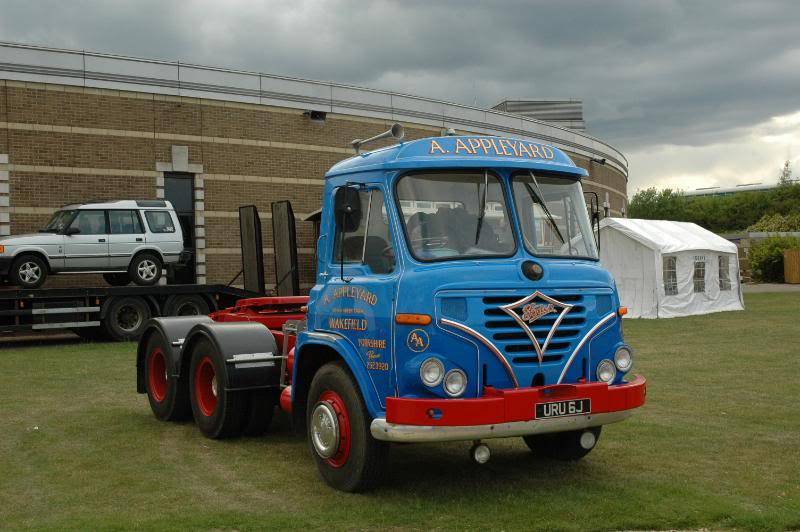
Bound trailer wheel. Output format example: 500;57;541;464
144;331;191;421
164;294;210;317
307;362;388;492
523;426;602;461
189;338;247;439
103;296;151;341
243;389;277;436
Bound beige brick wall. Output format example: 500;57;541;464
0;81;628;290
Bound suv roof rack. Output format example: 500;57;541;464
136;200;167;207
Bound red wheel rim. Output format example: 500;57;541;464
319;390;351;468
194;356;218;416
148;348;168;402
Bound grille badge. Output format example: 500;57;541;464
499;291;574;363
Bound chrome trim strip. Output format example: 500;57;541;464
31;306;99;315
227;352;282;363
32;321;101;330
556;311;617;384
440;318;519;388
370;410;633;443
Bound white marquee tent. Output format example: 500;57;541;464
599;218;744;318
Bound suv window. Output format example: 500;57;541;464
333;188;395;274
70;210;107;235
144;211;176;233
109;210;144;234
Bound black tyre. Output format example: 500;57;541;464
307;362;389;492
523;426;602;461
103;272;131;286
129;252;162;286
10;254;47;289
243;389;277;437
189;337;247;439
143;331;191;422
164;294;210;317
102;296;152;341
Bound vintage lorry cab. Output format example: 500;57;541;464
136;126;646;492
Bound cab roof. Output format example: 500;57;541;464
326;135;588;178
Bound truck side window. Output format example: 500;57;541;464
333;188;395;274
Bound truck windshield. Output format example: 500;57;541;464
511;173;597;259
396;172;515;261
42;210;76;233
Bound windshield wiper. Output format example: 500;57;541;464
474;170;488;245
525;171;566;245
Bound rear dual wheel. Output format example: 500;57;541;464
188;338;275;439
144;332;191;421
307;362;388;492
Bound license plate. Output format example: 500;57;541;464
535;398;591;419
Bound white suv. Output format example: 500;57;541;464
0;200;184;289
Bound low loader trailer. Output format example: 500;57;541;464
137;125;647;492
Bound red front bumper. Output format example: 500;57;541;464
386;375;646;427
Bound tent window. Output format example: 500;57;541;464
663;256;678;296
719;255;731;291
693;255;706;293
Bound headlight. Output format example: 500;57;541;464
614;346;633;372
419;357;444;387
443;369;467;397
596;359;616;383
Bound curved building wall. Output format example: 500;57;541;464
0;42;628;290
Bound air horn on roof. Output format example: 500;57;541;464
351;123;404;154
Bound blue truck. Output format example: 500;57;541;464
136;125;647;492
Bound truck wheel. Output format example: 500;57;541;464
164;294;210;317
103;296;151;341
243;389;277;436
523;426;602;461
103;273;131;286
144;331;191;421
307;362;389;492
189;338;247;439
129;252;162;286
10;254;48;289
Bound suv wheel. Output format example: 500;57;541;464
129;252;162;286
10;255;48;289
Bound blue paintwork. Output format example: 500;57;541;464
295;135;625;420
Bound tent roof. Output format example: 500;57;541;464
600;218;738;254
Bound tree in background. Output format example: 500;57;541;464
778;160;793;186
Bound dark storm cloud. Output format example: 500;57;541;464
1;0;799;152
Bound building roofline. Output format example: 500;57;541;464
0;40;628;179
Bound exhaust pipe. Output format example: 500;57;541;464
351;123;404;154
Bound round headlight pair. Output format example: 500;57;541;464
419;358;467;397
614;346;633;372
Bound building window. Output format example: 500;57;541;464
693;255;706;293
719;255;731;291
663;256;678;295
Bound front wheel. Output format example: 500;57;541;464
307;362;389;492
523;426;602;461
10;254;48;289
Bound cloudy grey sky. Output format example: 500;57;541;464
2;0;799;192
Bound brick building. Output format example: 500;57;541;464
0;42;629;291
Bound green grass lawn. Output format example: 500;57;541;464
1;293;799;530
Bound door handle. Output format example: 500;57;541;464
136;238;143;242
98;238;106;242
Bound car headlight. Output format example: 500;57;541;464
614;346;633;372
443;369;467;397
596;359;616;383
419;357;444;387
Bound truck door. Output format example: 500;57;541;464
107;209;145;269
64;209;110;270
314;186;398;407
